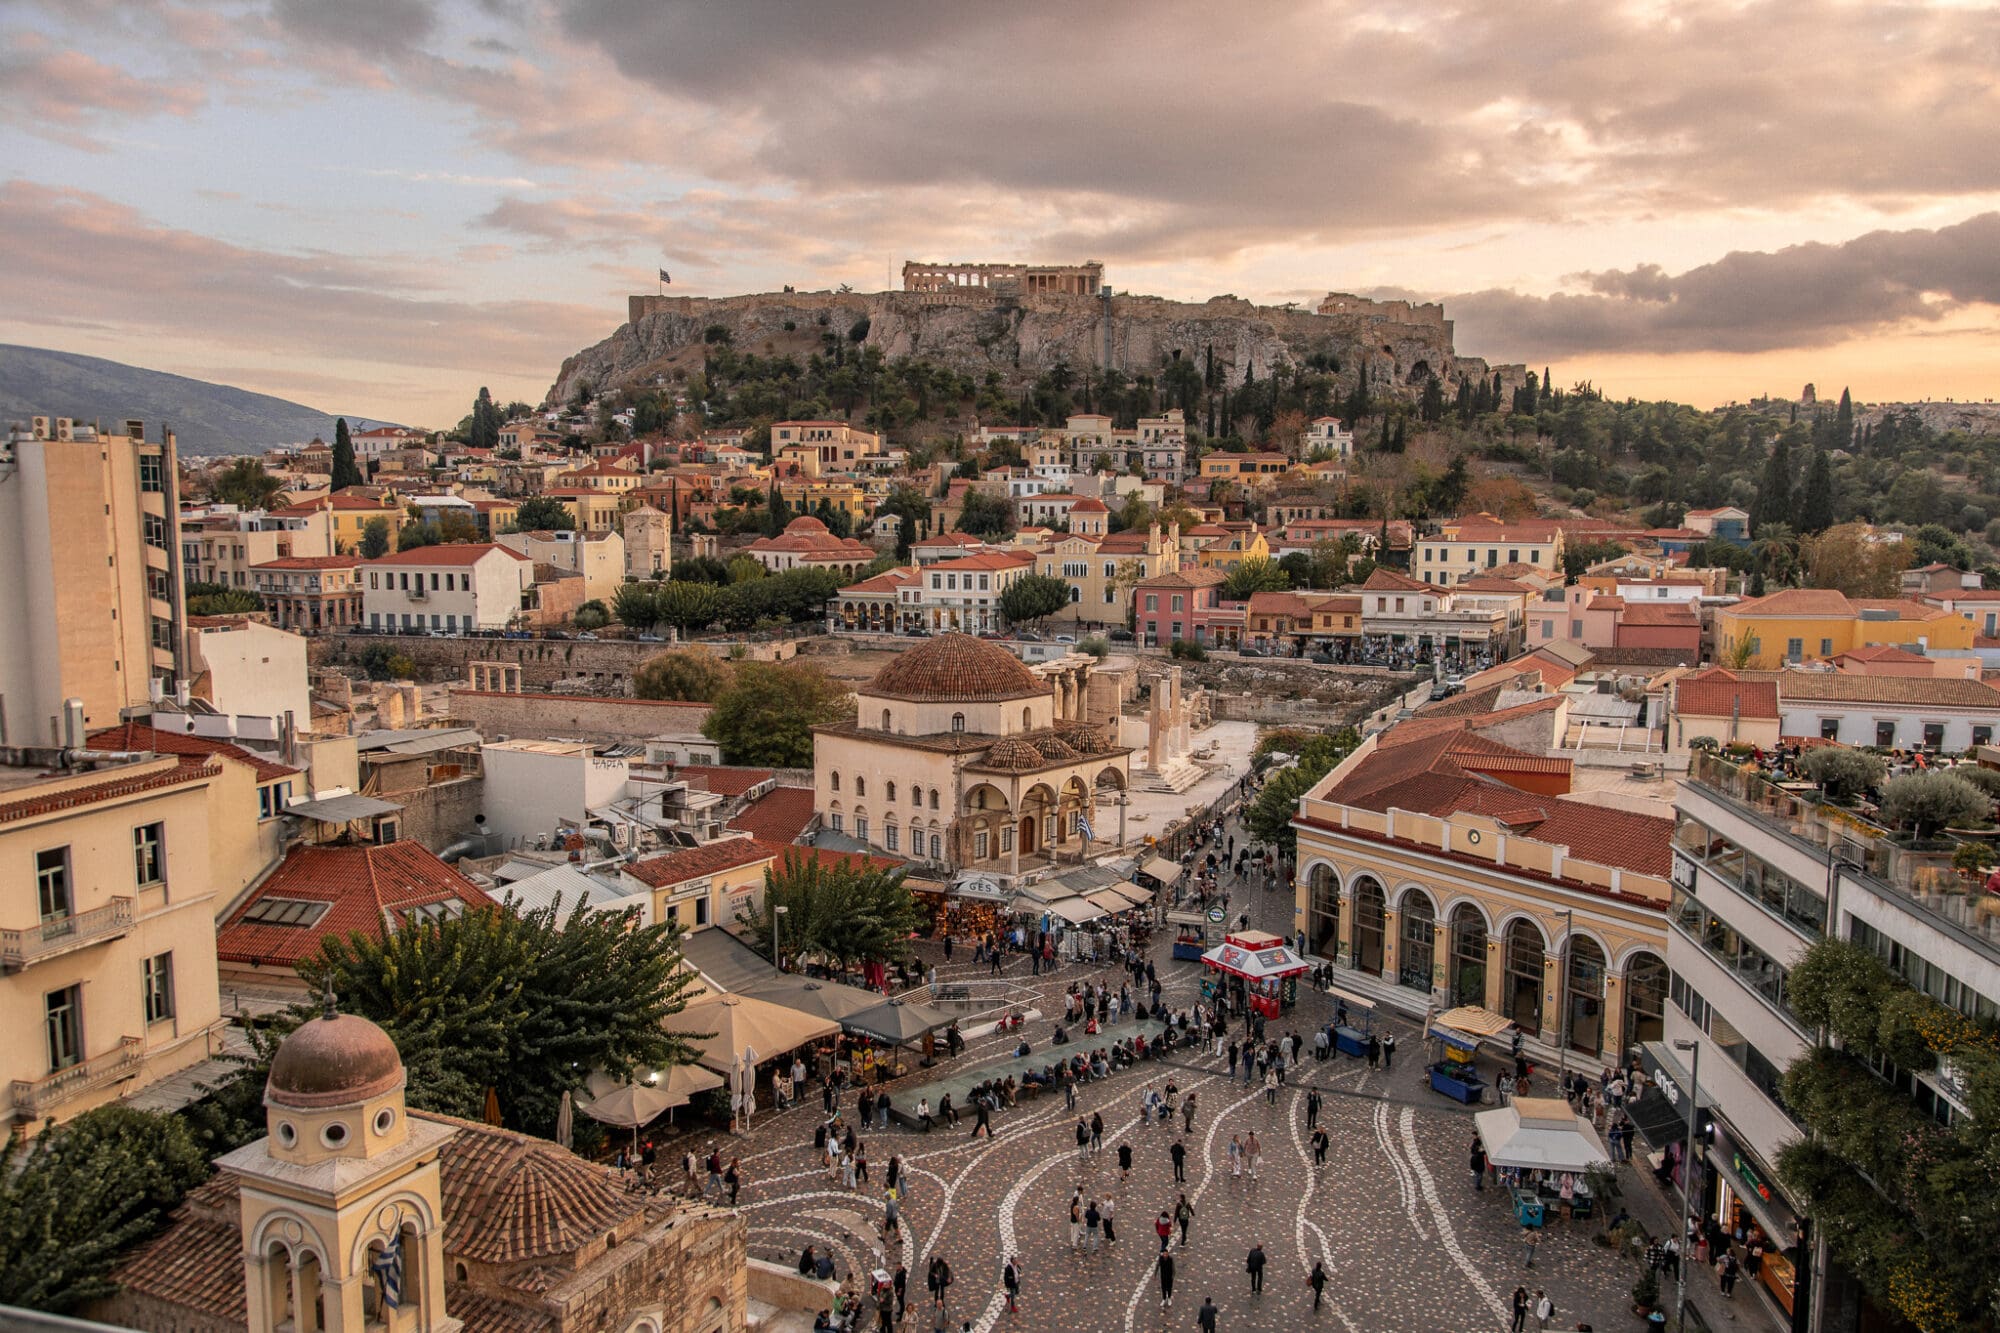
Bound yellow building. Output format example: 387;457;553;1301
1416;514;1565;586
621;836;779;933
1035;520;1180;626
1292;722;1673;1068
1199;451;1295;486
1189;524;1269;574
543;487;628;534
1;751;225;1124
0;415;186;739
1713;588;1974;668
275;491;406;554
779;478;870;523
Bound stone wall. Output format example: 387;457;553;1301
312;632;661;691
445;687;712;744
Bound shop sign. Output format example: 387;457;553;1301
1733;1152;1772;1202
1656;1068;1681;1107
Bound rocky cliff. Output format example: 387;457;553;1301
547;287;1518;411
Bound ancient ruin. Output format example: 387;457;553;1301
902;259;1105;297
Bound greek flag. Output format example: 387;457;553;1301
1077;814;1095;841
371;1234;403;1309
658;268;673;284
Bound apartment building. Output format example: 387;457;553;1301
270;491;403;553
1303;416;1355;459
1357;568;1524;656
1050;409;1188;483
251;554;365;631
1714;588;1973;668
495;527;626;603
181;505;335;589
360;543;533;633
1665;752;2000;1328
0;416;187;740
1134;568;1237;648
914;551;1035;634
1415;515;1565;585
772;420;882;477
1;748;225;1125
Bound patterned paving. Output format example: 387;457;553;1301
707;818;1646;1332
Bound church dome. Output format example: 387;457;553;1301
784;515;830;534
866;633;1047;703
266;1012;405;1109
1037;736;1081;762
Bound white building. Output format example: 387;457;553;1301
1761;670;2000;751
914;551;1036;634
495;527;626;603
1303;417;1355;459
183;618;311;732
480;740;633;849
360;543;532;633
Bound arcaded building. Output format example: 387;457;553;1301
812;634;1129;879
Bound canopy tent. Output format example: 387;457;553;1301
1105;880;1152;907
1201;939;1311;981
1473;1096;1612;1172
661;993;840;1073
1044;896;1106;925
745;975;884;1024
1086;889;1138;915
1429;1005;1516;1053
844;996;955;1047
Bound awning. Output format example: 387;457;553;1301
1433;1005;1515;1038
844;997;955;1047
286;793;404;822
1086;889;1135;914
580;1065;722;1125
1327;986;1377;1015
1108;879;1152;905
1047;896;1106;925
1201;939;1311;980
660;993;840;1072
1139;856;1182;884
744;975;885;1024
1473;1096;1612;1171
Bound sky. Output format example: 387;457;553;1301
4;0;1999;428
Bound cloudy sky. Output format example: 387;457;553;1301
4;0;1998;426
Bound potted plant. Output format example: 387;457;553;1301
1631;1267;1661;1317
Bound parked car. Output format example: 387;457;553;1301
1310;651;1337;665
1054;634;1076;644
576;632;599;641
1107;628;1135;642
637;633;665;643
1238;643;1268;657
1016;630;1044;642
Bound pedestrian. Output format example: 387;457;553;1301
1182;1092;1197;1134
1534;1289;1554;1330
894;1264;908;1319
705;1146;723;1198
1470;1137;1488;1192
1002;1255;1020;1313
943;934;953;962
925;1257;944;1309
1175;1193;1194;1247
1718;1250;1740;1297
1381;1032;1396;1070
1069;1193;1083;1248
859;1089;875;1128
1366;1034;1380;1070
877;1093;892;1131
1102;1194;1117;1243
1227;1041;1239;1080
725;1157;742;1206
1156;1209;1173;1252
883;1189;901;1237
1305;1089;1320;1130
1197;1296;1218;1332
1522;1225;1538;1268
1118;1141;1133;1180
1076;1118;1090;1162
1157;1251;1176;1308
1510;1285;1529;1333
1245;1130;1260;1180
972;1097;992;1139
1228;1135;1243;1178
1311;1127;1329;1166
1084;1199;1102;1251
1090;1113;1104;1154
1307;1260;1327;1311
1170;1138;1188;1182
1246;1244;1266;1294
1264;1066;1278;1105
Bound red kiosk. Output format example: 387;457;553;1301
1200;929;1310;1019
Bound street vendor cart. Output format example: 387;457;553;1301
1328;986;1376;1057
1424;1005;1512;1105
1167;908;1218;962
1200;930;1310;1020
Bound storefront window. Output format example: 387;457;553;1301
1398;891;1435;991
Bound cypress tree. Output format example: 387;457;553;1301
1799;446;1836;533
1834;387;1854;448
1378;416;1391;452
330;417;362;489
1754;438;1794;531
1391;417;1407;453
1421;374;1445;424
1540;367;1554;409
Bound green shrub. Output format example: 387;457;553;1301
1881;771;1991;838
1168;639;1207;662
1800;746;1887;802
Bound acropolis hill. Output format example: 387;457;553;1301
546;262;1519;408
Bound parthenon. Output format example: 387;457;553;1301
902;260;1105;296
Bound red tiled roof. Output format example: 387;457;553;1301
912;530;988;548
361;543;528;567
933;551;1036;572
840;567;920;595
866;632;1046;703
1530;800;1676;877
1836;644;1929;663
1728;588;1854;617
217;841;495;967
0;760;217;826
1619;602;1700;627
1455;575;1530;593
1675;669;1779;720
251;554;362;571
676;765;775;797
623;836;776;888
88;722;299;783
728;787;817;843
1070;498;1110;513
1359;567;1430;593
757;841;905;873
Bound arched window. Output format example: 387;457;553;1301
1505;919;1546;1034
930;833;942;860
930;789;940;809
830;772;841;793
1564;936;1608;1056
1351;878;1386;975
1398;890;1436;992
1449;905;1488;1007
952;713;966;732
882;708;892;731
855;776;866;797
1623;951;1668;1050
1022;707;1033;729
886;781;897;802
911;786;922;807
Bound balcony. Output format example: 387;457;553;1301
9;1036;144;1120
1;897;134;971
1687;751;2000;947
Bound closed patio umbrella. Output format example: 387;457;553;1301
845;996;955;1047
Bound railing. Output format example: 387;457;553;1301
1686;752;2000;944
9;1036;143;1119
0;898;133;970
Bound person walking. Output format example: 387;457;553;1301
1381;1032;1396;1070
1366;1034;1380;1070
1227;1135;1243;1179
1156;1210;1173;1253
972;1095;993;1139
1307;1260;1328;1311
1719;1250;1740;1298
1305;1088;1321;1130
1509;1286;1529;1333
1521;1224;1538;1268
1244;1130;1261;1180
1470;1137;1488;1192
1182;1092;1197;1134
1118;1141;1134;1181
1002;1256;1020;1314
882;1189;901;1239
1090;1113;1104;1154
1076;1118;1090;1162
1264;1066;1279;1106
1246;1244;1266;1295
1157;1251;1176;1308
1196;1296;1218;1332
1101;1194;1117;1243
1311;1127;1329;1166
1170;1138;1187;1182
1175;1193;1195;1247
1068;1193;1083;1249
724;1157;742;1206
1533;1289;1554;1330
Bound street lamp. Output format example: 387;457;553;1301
1672;1037;1702;1333
772;904;788;973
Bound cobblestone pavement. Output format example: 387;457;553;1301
707;810;1648;1333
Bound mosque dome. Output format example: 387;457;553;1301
266;1012;405;1109
866;633;1046;703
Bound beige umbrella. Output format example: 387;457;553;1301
746;976;884;1025
581;1065;725;1151
662;993;840;1073
556;1089;573;1151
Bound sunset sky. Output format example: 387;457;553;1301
5;0;1998;427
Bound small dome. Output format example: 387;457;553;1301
784;516;830;534
983;738;1046;769
1037;736;1081;762
1054;719;1106;752
267;1012;405;1109
867;633;1047;703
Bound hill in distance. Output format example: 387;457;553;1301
0;344;396;455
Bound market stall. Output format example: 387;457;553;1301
1329;986;1377;1057
1473;1096;1611;1223
1166;908;1218;962
1200;930;1310;1019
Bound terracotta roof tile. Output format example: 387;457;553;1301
88;722;300;783
1758;670;2000;708
676;765;775;797
623;836;775;888
1530;800;1676;877
1618;602;1700;627
0;760;216;826
1675;669;1780;720
252;554;363;571
429;1112;644;1265
1359;567;1430;593
217;841;495;967
865;633;1046;703
726;788;817;844
362;543;529;567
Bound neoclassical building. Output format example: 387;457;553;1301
102;1006;748;1333
1290;720;1673;1072
813;634;1130;879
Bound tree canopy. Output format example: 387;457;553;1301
734;850;922;969
701;660;852;766
1246;727;1360;854
997;572;1072;627
210;458;288;510
1222;557;1291;600
297;898;705;1137
955;492;1014;538
331;417;363;489
634;648;733;702
512;495;576;532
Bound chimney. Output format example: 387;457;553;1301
60;698;86;749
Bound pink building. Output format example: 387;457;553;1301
1134;568;1238;648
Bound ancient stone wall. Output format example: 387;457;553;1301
444;687;712;743
312;632;661;691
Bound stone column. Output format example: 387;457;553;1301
1483;938;1506;1017
1543;951;1564;1047
1335;887;1355;968
1602;969;1626;1069
1381;906;1400;984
